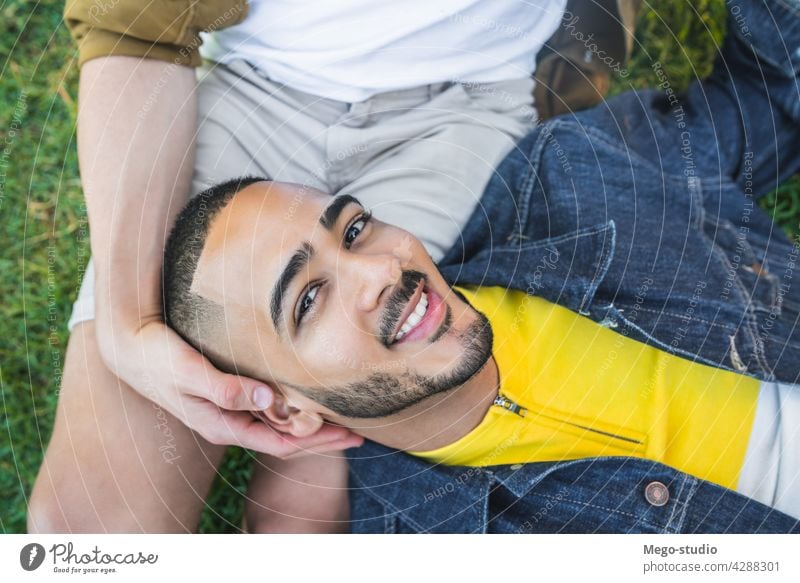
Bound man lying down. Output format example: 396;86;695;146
163;176;799;521
162;0;800;529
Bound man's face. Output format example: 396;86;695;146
191;181;492;422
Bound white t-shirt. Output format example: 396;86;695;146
737;380;800;519
200;0;566;102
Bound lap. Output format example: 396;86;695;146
192;59;536;260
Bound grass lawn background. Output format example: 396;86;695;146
2;0;799;533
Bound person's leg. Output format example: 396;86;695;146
243;451;349;533
28;320;226;532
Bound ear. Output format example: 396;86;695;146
261;390;325;438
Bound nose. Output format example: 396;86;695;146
344;251;403;313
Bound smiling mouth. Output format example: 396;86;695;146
385;278;450;347
382;277;424;345
393;285;428;342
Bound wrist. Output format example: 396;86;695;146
94;269;164;333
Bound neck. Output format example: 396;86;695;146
345;355;499;451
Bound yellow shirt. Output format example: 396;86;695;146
409;285;761;491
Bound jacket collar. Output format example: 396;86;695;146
440;220;616;316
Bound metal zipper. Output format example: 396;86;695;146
492;391;643;445
493;392;528;417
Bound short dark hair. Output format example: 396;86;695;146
162;176;267;371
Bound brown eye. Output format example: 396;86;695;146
344;211;372;249
296;284;320;326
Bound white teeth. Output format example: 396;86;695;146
394;291;429;342
405;311;423;329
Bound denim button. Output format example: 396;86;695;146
645;481;670;506
510;464;523;470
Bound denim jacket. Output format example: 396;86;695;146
348;0;800;533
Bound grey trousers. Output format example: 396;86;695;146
69;59;537;330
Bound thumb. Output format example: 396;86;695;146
206;372;275;412
175;346;276;411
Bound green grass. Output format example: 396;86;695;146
2;0;799;534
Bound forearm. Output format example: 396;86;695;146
77;56;197;331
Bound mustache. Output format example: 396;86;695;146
378;269;426;346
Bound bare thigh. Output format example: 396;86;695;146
28;321;226;533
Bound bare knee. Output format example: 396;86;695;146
27;458;152;533
27;472;71;533
28;460;201;533
27;321;222;533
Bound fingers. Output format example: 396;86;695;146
262;422;365;459
278;425;365;459
176;354;275;412
152;325;274;412
141;324;363;455
249;410;365;456
209;373;275;411
279;435;365;460
198;409;363;458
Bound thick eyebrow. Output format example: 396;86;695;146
319;194;362;231
269;194;364;335
270;241;313;335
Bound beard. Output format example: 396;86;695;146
290;302;494;419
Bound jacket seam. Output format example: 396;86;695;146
697;198;771;375
607;306;742;373
664;473;696;533
711;218;782;314
507;122;556;242
513;158;536;241
494;221;615;254
479;474;491;534
521;492;674;531
579;219;616;315
703;220;773;375
630;306;739;329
